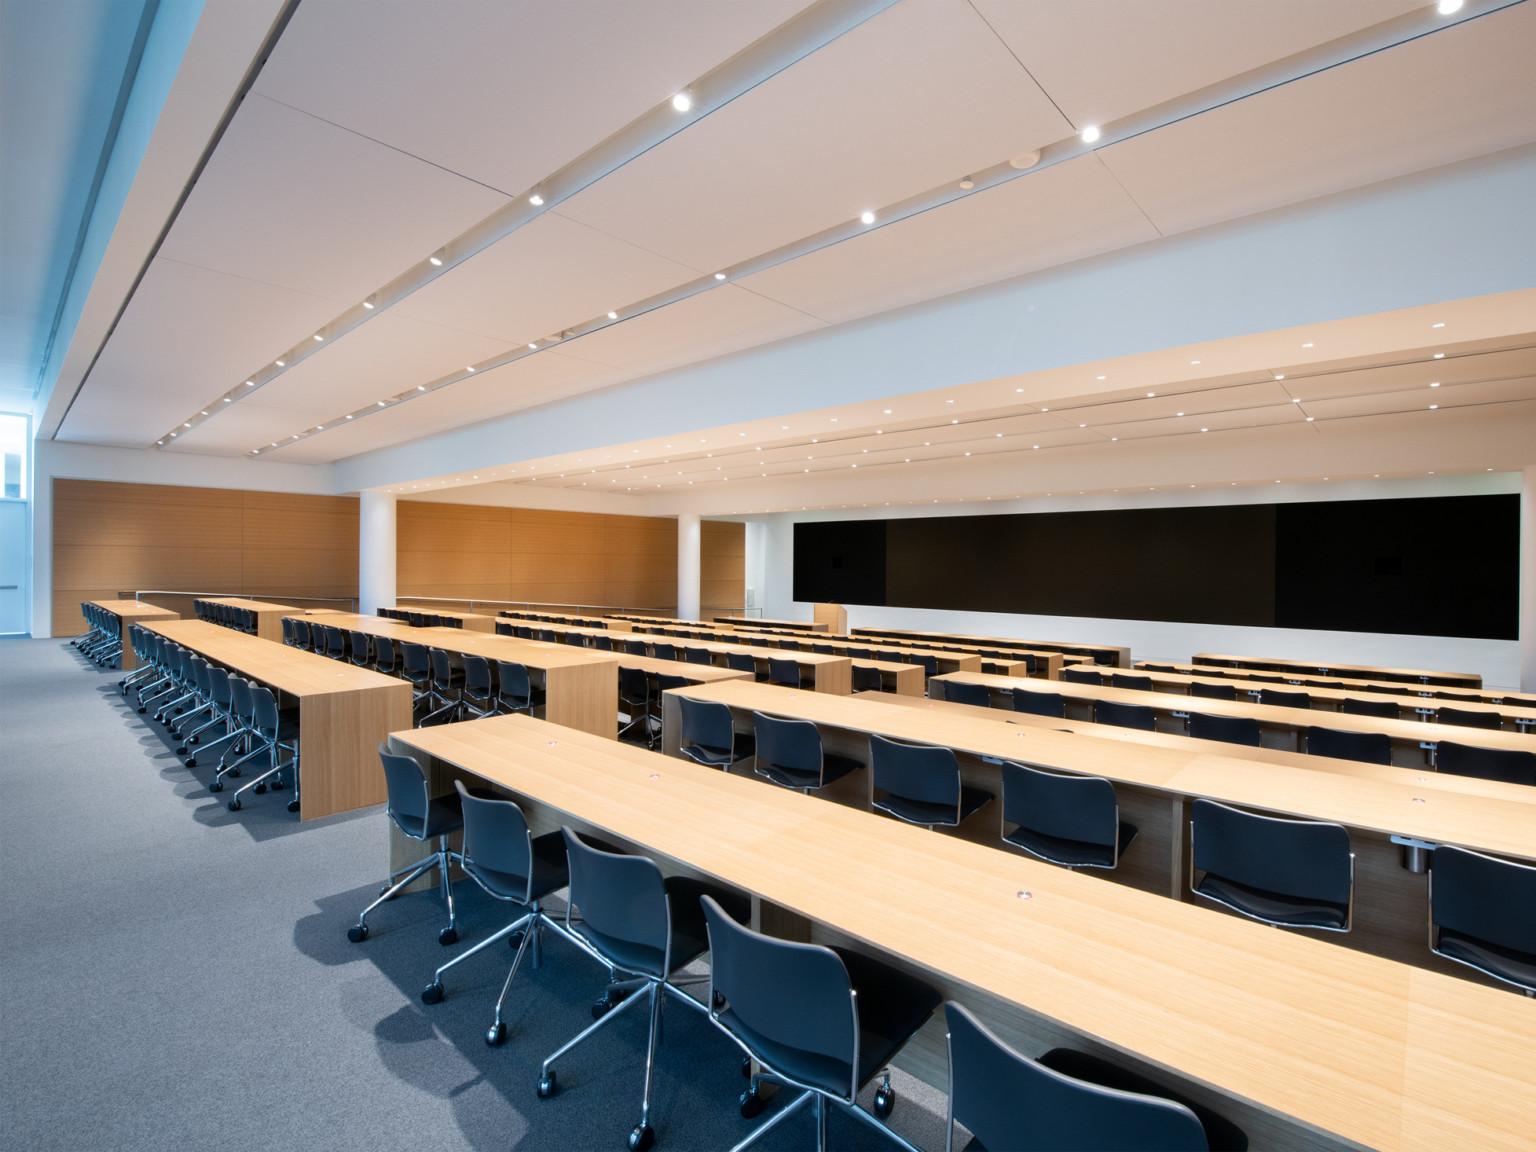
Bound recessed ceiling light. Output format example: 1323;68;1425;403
1146;392;1155;397
1293;397;1302;403
1432;321;1445;328
1191;360;1201;365
959;177;974;189
345;414;352;420
465;366;475;373
1437;0;1462;14
275;360;285;367
1081;125;1101;143
246;381;255;386
1433;353;1444;359
859;210;875;225
713;272;726;280
313;334;323;341
363;300;374;309
200;411;208;416
607;311;617;320
377;401;386;407
1301;342;1313;348
883;408;892;413
429;256;442;266
222;397;231;403
1041;407;1049;412
528;343;537;350
183;422;191;428
1274;374;1285;380
1096;375;1106;381
1306;416;1315;422
529;193;544;206
672;92;692;112
1176;412;1184;417
1201;427;1209;432
1429;404;1438;409
1430;381;1440;387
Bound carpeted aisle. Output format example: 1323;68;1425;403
0;637;950;1151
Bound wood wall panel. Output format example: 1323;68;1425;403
700;520;745;612
52;479;357;636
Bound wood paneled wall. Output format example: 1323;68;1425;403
397;501;745;613
52;479;358;635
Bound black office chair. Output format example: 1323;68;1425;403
1012;687;1066;718
942;680;991;708
564;631;585;646
495;621;515;637
623;638;648;656
704;894;941;1152
460;654;497;718
1190;798;1352;932
538;830;750;1151
767;657;801;689
226;685;300;812
516;625;535;640
325;625;349;661
912;653;939;678
1189;680;1237;701
619;666;659;748
373;634;402;677
420;648;465;725
1062;667;1103;686
684;647;713;666
1259;688;1310;710
869;734;991;830
1110;673;1152;692
1001;762;1136;869
1095;700;1156;731
1188;713;1261;747
653;643;677;662
944;1001;1246;1151
493;660;542;716
851;664;884;693
421;782;574;1039
1435;741;1536;785
280;617;296;646
1429;845;1536;995
1140;662;1179;673
539;629;558;643
1435;689;1485;702
726;651;758;680
677;696;754;769
751;711;861;793
348;743;463;945
1435;705;1503;731
1342;696;1398;719
348;630;374;668
1306;725;1392;765
594;635;614;652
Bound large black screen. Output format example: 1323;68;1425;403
792;495;1517;640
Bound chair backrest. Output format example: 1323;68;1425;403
564;631;584;646
401;642;430;676
1435;689;1484;702
1435;705;1503;731
563;827;670;960
1095;700;1156;731
944;680;991;708
1431;845;1536;960
495;621;515;636
657;674;688;692
914;654;939;676
516;626;534;639
1188;712;1261;747
327;626;348;656
618;665;650;704
1191;798;1351;908
767;657;801;688
291;619;310;648
1111;673;1152;692
250;684;280;736
811;643;834;655
944;1002;1208;1152
701;895;856;1096
778;638;800;650
1342;696;1398;718
624;639;648;656
679;696;734;753
205;664;232;707
1259;688;1311;710
653;643;677;661
1189;680;1236;700
752;712;821;779
1436;741;1536;785
496;661;532;708
594;635;613;651
428;648;453;685
462;654;492;695
1140;662;1178;673
726;651;755;674
684;646;713;666
852;665;883;692
1012;688;1065;718
1001;762;1119;850
378;742;429;827
189;656;210;695
455;779;533;898
228;677;254;723
281;617;295;644
538;629;557;642
374;635;397;670
348;631;372;664
1306;725;1392;765
869;734;959;809
1062;667;1103;685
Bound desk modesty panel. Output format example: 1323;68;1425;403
392;713;1536;1152
145;620;409;818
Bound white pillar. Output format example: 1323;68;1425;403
359;490;397;616
677;512;701;620
1522;465;1536;693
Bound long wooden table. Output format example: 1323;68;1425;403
145;619;410;818
89;599;178;669
197;596;300;644
1194;652;1482;689
856;625;1131;669
1143;660;1536;709
934;670;1536;765
389;607;496;632
393;713;1536;1152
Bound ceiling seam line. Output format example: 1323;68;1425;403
962;0;1075;128
1087;152;1165;239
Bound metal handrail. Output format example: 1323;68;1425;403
395;595;743;618
133;589;358;612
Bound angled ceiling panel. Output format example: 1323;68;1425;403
1302;374;1536;420
1093;401;1307;441
252;0;815;195
557;0;1074;273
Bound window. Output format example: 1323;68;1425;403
0;414;26;499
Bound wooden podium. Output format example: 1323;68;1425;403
812;603;847;633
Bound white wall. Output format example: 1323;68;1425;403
29;441;335;637
753;474;1525;689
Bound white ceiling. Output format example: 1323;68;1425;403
49;0;1536;508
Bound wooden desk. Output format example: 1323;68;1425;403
718;615;825;632
936;670;1536;767
394;713;1536;1152
89;599;178;669
1146;660;1535;709
146;619;409;818
198;596;299;644
1194;652;1482;689
311;614;618;739
856;626;1131;669
501;610;630;632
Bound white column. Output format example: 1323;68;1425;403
677;512;701;620
359;490;397;616
1522;465;1536;693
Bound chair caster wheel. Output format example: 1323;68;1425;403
739;1087;765;1119
741;1056;753;1079
270;779;286;790
186;758;197;767
209;781;222;792
628;1123;654;1152
509;929;525;949
591;987;629;1019
254;783;267;795
138;707;147;714
421;982;444;1005
287;800;300;813
175;746;187;755
347;924;368;943
537;1071;556;1098
228;768;241;778
438;927;458;946
874;1085;895;1119
227;798;241;811
485;1021;506;1047
190;736;200;746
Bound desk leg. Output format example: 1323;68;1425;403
813;658;852;695
296;682;411;820
543;662;618;739
660;692;683;758
1169;797;1192;901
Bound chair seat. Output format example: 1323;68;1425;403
718;945;941;1099
464;830;569;902
1039;1048;1249;1151
1438;928;1536;990
392;790;464;841
875;785;993;828
1005;821;1138;869
755;752;862;792
1195;872;1348;930
679;733;755;769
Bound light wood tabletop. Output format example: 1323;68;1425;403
89;599;179;669
1142;660;1536;709
394;713;1536;1152
145;619;410;818
1194;652;1482;688
856;626;1131;668
390;607;496;632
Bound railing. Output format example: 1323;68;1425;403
394;595;744;620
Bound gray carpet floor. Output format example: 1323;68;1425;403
0;637;951;1151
